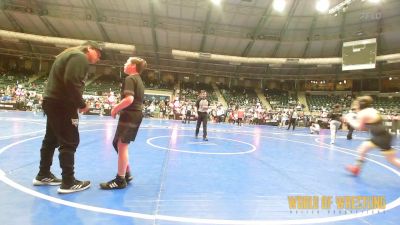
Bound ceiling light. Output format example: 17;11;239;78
316;0;330;13
211;0;222;5
328;0;353;15
273;0;286;12
368;0;381;3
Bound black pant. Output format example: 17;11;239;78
237;118;243;126
39;99;80;185
195;112;208;138
185;110;191;124
287;118;297;130
347;124;354;139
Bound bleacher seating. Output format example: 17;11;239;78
218;84;259;107
180;82;218;102
30;75;47;93
372;96;400;113
264;89;297;109
85;74;120;95
1;68;400;116
142;76;174;90
306;94;353;112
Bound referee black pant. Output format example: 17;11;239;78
287;118;297;130
347;124;354;139
195;112;208;138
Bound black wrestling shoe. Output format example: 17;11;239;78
125;171;133;184
100;176;127;190
33;172;62;186
58;179;91;194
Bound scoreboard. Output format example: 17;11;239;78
342;38;377;71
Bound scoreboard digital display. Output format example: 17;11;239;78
342;38;377;71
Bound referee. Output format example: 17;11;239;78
195;90;210;141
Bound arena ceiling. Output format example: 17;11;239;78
0;0;400;80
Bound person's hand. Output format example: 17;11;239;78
79;104;90;114
111;107;118;119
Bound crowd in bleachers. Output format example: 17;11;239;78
141;96;279;126
0;71;43;111
216;84;287;125
180;82;217;102
264;89;298;109
142;76;174;90
306;94;353;112
0;67;399;131
372;96;400;113
219;84;259;106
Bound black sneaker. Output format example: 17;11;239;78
57;180;91;194
125;171;133;184
100;176;127;190
33;173;62;186
203;137;208;141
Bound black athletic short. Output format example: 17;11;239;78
114;110;143;143
370;134;392;151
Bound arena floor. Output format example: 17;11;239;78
0;110;399;225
